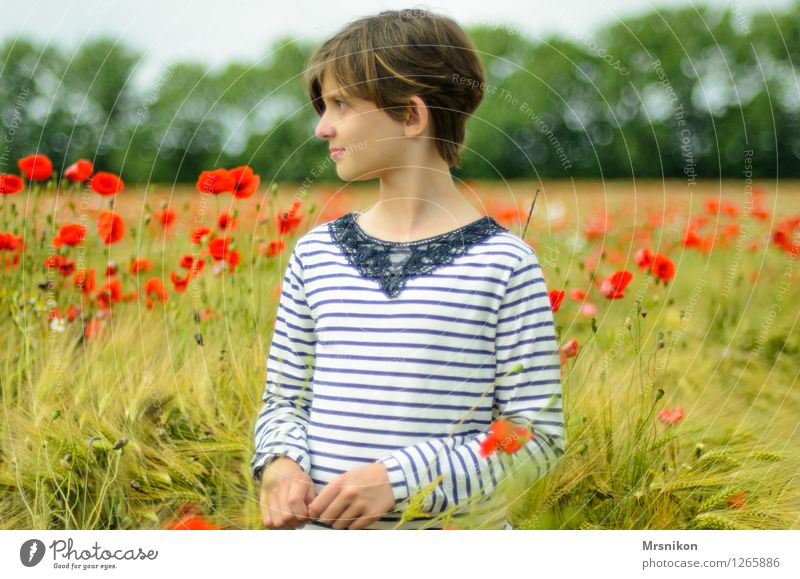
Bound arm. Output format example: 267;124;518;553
251;246;316;483
376;250;565;515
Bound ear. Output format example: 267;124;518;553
402;95;430;138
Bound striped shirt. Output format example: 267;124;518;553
251;211;565;529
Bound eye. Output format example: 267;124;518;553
334;99;345;110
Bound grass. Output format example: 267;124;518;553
0;179;798;529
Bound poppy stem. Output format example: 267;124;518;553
521;188;540;242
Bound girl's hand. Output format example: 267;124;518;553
307;462;396;530
259;456;316;530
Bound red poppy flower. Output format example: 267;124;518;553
479;419;532;458
105;260;118;277
90;172;124;196
207;237;232;261
583;215;610;240
84;316;105;340
96;277;123;309
63;159;94;182
229;165;260;199
549;290;565;313
705;199;720;214
179;254;195;269
45;254;75;276
74;268;96;294
0;174;25;195
635;247;654;269
724;223;740;240
658;406;685;426
559;338;579;365
190;226;212;245
18;154;53;181
130;257;152;275
164;504;220;530
196;169;234;195
750;204;769;221
225;249;240;272
276;203;303;235
97;210;125;245
600;270;633;300
720;201;738;217
0;231;24;251
170;271;190;293
144;277;168;309
726;491;747;510
568;288;587;301
260;239;285;257
157;208;178;228
772;229;789;247
192;258;205;275
66;305;80;322
217;211;236;231
53;223;88;248
650;254;675;283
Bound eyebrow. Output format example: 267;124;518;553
322;89;347;100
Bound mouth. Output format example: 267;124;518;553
329;147;345;159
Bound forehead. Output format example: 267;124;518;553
320;74;345;98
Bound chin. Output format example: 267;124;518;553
338;163;381;182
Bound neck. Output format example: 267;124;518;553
367;165;478;237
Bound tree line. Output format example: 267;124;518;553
2;1;799;184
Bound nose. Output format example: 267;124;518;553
314;111;336;141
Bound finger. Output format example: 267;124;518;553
287;481;310;524
259;486;274;529
347;512;379;530
304;480;316;506
333;503;364;530
276;486;301;529
308;481;340;519
318;491;351;527
269;487;287;529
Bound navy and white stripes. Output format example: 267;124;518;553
251;219;565;529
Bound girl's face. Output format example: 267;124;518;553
314;76;409;181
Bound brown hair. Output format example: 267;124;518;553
305;8;485;169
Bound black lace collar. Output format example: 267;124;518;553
328;211;508;298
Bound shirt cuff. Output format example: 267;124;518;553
377;455;411;507
251;446;311;483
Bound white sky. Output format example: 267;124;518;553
0;0;794;87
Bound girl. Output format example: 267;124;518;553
252;8;564;530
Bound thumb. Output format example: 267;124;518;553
304;481;316;506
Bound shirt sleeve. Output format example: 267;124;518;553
376;249;565;515
251;246;316;483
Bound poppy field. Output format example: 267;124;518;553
1;155;799;530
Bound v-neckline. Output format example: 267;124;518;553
350;211;494;246
328;211;508;298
